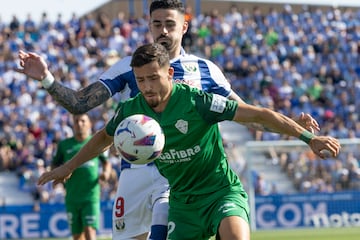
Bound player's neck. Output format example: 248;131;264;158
169;52;177;60
169;47;181;60
75;133;89;142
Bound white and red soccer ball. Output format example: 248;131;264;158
114;114;165;164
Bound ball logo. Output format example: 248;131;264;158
134;135;156;146
115;121;135;138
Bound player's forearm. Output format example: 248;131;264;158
65;129;113;171
47;81;111;114
254;108;310;140
242;122;271;132
230;94;272;132
235;106;310;141
245;115;314;134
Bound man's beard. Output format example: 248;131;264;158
159;41;171;50
147;99;160;108
156;36;172;51
144;93;160;108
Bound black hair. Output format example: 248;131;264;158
149;0;185;15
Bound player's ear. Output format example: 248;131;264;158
182;21;188;34
168;67;174;79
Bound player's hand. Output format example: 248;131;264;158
37;165;72;187
308;136;340;159
295;112;320;133
15;50;49;81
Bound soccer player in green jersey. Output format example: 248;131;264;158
19;1;319;238
52;113;112;240
38;43;340;240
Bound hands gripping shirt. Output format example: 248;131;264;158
106;84;243;201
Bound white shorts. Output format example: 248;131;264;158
112;164;170;239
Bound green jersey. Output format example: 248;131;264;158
106;83;243;205
53;136;106;204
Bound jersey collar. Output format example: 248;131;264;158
170;47;187;64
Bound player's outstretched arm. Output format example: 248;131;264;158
228;91;320;133
16;50;111;114
37;128;114;186
232;103;340;158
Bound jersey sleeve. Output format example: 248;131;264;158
52;141;65;168
98;56;136;96
203;58;232;97
105;102;124;136
194;89;238;124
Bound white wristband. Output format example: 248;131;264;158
41;72;55;89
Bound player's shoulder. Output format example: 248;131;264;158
109;55;133;67
58;137;75;147
178;52;221;70
181;52;217;64
174;82;202;95
99;55;133;79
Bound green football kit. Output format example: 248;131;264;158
106;83;249;239
53;136;107;234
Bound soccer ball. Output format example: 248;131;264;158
113;114;165;164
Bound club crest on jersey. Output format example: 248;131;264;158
175;119;188;134
114;218;125;231
182;63;197;72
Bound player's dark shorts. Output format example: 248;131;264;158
65;200;100;234
167;188;249;240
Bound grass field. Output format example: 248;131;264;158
251;227;360;240
26;227;360;240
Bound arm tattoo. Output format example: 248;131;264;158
47;81;111;114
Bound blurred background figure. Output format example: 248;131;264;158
51;113;111;240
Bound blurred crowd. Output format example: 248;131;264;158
1;3;360;203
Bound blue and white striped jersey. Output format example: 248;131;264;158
99;48;233;170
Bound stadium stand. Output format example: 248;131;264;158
0;171;33;205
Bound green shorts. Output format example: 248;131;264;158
167;189;249;240
65;201;100;234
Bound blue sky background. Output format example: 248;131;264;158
0;0;109;23
2;0;360;24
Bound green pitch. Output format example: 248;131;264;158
22;227;360;240
251;227;360;240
